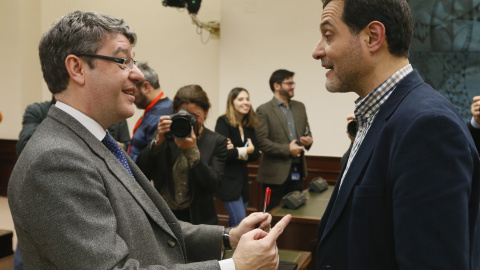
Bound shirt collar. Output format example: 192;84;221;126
55;101;106;141
354;64;413;126
275;97;289;107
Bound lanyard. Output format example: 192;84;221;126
127;92;164;153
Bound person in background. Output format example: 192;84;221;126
137;84;227;225
468;95;480;152
8;10;291;269
215;87;261;227
255;69;314;211
126;62;172;161
312;0;480;268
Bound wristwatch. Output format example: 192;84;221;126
223;227;232;250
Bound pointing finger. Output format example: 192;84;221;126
264;214;292;242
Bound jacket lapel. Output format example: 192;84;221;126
49;107;178;240
320;71;424;242
291;101;305;137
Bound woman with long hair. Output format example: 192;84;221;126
215;87;260;227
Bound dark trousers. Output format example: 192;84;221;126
263;171;303;211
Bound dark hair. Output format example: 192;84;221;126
173;85;211;113
322;0;413;58
39;11;137;94
135;62;160;89
269;69;295;92
224;87;260;128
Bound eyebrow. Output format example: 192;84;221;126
114;47;132;57
320;20;334;29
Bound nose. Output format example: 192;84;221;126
312;39;325;60
130;64;145;83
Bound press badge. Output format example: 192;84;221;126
291;165;301;180
291;172;301;180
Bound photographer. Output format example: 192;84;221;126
137;85;227;225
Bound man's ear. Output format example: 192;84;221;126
364;21;386;54
65;55;86;86
142;81;152;93
273;82;281;92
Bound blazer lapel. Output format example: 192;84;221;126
49;107;178;240
291;101;306;137
320;71;423;242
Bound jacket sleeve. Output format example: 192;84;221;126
190;133;227;192
391;112;478;269
247;126;260;162
16;103;49;155
136;138;164;180
214;116;239;160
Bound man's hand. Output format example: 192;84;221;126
246;138;255;154
289;140;304;157
154;115;172;146
226;138;234;150
229;212;272;248
175;127;197;150
471;96;480;125
299;136;313;147
232;214;292;270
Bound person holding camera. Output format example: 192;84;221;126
214;87;261;227
137;84;227;225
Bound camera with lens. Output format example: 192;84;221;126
347;119;358;138
169;109;198;139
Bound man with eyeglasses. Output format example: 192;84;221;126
255;69;314;211
8;10;291;270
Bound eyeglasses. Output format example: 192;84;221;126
76;53;137;69
282;82;296;86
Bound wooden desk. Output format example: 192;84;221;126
224;248;311;270
270;186;334;270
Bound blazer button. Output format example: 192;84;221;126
167;239;176;247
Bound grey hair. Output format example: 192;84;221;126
39;10;137;94
135;62;160;89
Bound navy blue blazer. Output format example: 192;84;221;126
316;70;480;269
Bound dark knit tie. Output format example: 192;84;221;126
102;133;134;177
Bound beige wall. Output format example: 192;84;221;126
0;0;357;157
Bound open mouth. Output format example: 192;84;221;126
323;64;334;71
122;90;134;95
